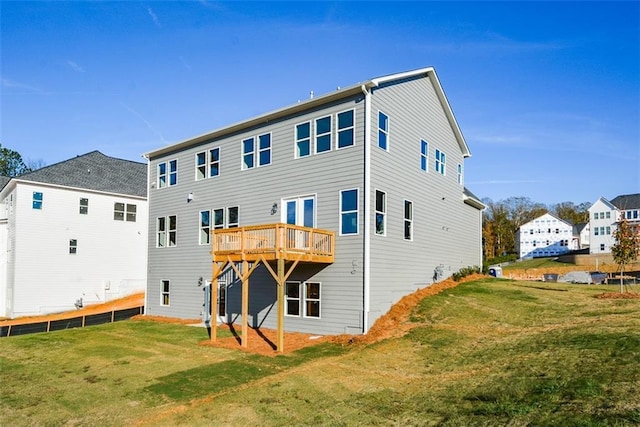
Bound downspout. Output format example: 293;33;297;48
361;84;372;334
142;154;151;316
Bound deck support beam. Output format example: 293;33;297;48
210;260;229;342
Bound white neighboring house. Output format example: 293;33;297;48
516;213;574;259
588;194;640;254
572;223;590;250
0;151;148;318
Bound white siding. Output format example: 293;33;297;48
6;183;147;317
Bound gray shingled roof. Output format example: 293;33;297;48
610;193;640;210
0;176;10;191
17;151;147;197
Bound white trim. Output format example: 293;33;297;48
403;199;413;241
4;178;147;201
377;110;390;152
294;120;312;159
303;281;321;319
336;108;356;150
374;188;387;237
314;114;333;155
284;280;301;317
339;188;360;236
362;85;371;334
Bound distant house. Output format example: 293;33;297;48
572;223;590;250
143;67;485;339
0;151;148;318
588;194;640;254
515;213;574;259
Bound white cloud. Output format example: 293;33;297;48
120;102;167;143
67;60;85;73
1;77;43;93
147;7;161;28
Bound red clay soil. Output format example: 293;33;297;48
0;292;145;326
1;276;483;357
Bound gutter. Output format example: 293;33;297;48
361;84;372;334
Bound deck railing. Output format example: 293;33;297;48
212;223;335;262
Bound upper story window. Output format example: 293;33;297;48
212;206;240;231
315;116;332;154
435;149;446;175
296;122;311;158
243;134;271;169
457;163;463;185
114;203;137;222
200;210;210;245
606;211;611;219
32;192;43;210
420;140;428;172
79;198;89;215
196;147;220;180
337;109;354;149
404;200;413;241
378;111;389;151
157;215;177;248
340;189;359;235
158;160;177;188
375;190;386;236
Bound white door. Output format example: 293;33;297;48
283;196;315;250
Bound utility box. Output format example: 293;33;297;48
489;266;503;278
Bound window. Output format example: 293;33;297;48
114;203;125;221
157;215;177;247
378;111;389;150
600;244;605;251
126;204;137;222
305;282;321;318
375;190;386;236
600;227;605;235
32;192;43;209
243;134;271;169
593;212;598;220
420;140;428;172
227;206;239;228
196;148;220;180
296;122;311;158
200;210;210;245
457;163;463;185
337;109;354;149
79;198;88;215
340;189;359;235
285;281;300;316
285;281;320;318
69;239;77;254
158;160;178;188
242;137;255;169
435;149;446;175
605;211;611;219
594;227;599;236
161;280;170;306
606;226;611;235
169;160;177;186
213;208;225;229
404;200;413;241
212;206;239;229
315;116;332;153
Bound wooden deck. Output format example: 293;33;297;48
212;223;335;263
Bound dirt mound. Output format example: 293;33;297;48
0;292;144;326
595;292;640;299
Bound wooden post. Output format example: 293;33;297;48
211;264;219;342
277;257;285;353
241;260;249;348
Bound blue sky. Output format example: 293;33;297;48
1;1;638;205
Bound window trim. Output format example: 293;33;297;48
242;133;271;169
404;199;413;241
242;137;255;170
69;239;78;254
435;149;446;175
285;281;301;317
457;163;463;185
161;280;170;306
79;198;89;215
375;189;386;236
304;282;321;318
378;111;389;151
336;108;355;149
199;210;211;245
295;121;312;158
258;133;272;167
420;140;429;172
195;147;221;180
114;202;125;221
314;115;332;154
339;188;359;236
156;215;177;248
158;160;178;188
32;191;43;210
284;281;321;318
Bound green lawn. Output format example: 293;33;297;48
1;279;638;426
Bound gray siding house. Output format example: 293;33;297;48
144;67;484;337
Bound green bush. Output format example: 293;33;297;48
452;265;482;281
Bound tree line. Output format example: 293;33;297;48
482;196;591;262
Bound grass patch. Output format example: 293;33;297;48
1;279;638;426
